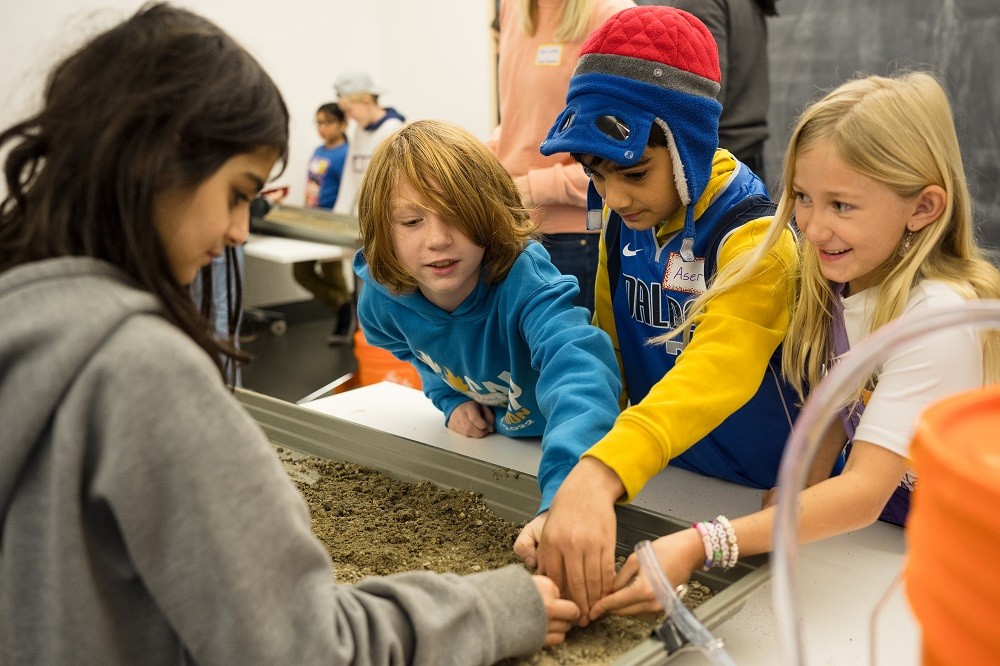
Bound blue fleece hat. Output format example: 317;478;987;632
539;6;722;260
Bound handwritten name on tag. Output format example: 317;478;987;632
663;252;706;294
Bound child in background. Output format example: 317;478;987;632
332;69;406;216
590;71;1000;619
521;5;802;621
330;70;406;344
353;119;622;517
293;102;353;344
305;102;348;209
0;6;578;662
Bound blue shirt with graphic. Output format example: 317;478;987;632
354;241;621;512
306;142;348;209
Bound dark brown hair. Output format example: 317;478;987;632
0;2;289;381
316;103;346;122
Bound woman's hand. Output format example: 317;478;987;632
588;528;704;620
532;575;581;646
446;401;495;438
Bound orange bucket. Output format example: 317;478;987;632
352;327;422;389
905;384;1000;665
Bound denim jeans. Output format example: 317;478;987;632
541;233;599;315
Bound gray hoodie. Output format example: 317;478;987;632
0;257;545;665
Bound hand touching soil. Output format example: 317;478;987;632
277;447;714;665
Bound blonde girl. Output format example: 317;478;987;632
593;71;1000;617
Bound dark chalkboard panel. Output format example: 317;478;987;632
767;0;1000;251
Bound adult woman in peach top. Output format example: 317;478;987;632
490;0;634;313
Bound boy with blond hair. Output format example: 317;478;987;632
332;70;406;216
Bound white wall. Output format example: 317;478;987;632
0;0;496;205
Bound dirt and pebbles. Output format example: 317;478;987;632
278;447;714;665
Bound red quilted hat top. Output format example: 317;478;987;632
579;6;720;88
540;5;725;260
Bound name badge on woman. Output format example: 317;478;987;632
536;44;563;66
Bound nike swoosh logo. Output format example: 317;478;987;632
623;244;641;257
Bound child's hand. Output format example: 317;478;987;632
588;528;702;620
514;512;548;569
536;458;623;626
531;575;581;647
447;401;495;438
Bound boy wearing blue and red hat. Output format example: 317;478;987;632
512;5;805;621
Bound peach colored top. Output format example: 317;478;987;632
490;0;634;235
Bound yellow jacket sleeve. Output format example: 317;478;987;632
586;217;797;501
593;220;629;410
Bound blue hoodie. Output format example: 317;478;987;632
355;241;621;512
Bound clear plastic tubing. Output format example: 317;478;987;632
771;300;1000;665
635;540;737;666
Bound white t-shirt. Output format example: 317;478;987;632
843;280;984;471
333;112;405;216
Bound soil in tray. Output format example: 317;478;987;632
278;447;715;665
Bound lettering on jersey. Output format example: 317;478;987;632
622;274;694;356
663;252;706;294
413;352;535;422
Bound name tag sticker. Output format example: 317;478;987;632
536;44;562;66
663;252;706;294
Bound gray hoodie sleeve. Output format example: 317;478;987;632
84;315;546;664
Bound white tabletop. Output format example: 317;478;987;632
244;233;352;264
303;382;921;664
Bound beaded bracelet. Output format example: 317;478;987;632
692;521;715;570
713;520;731;569
708;522;724;568
693;516;740;571
714;515;739;570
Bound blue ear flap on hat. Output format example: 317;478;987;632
586;182;604;231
